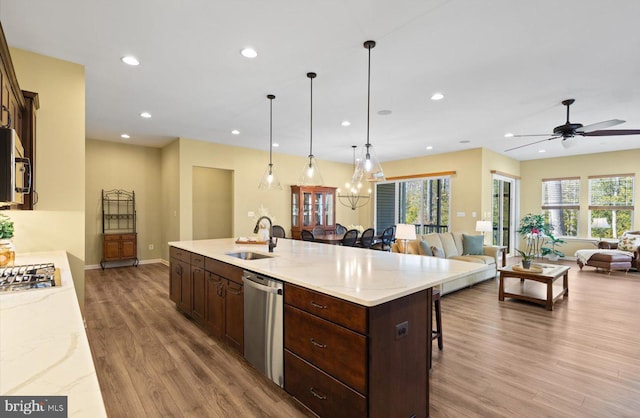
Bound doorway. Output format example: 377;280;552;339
192;166;233;239
491;175;517;254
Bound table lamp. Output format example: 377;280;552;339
395;224;417;254
475;220;492;243
591;218;610;240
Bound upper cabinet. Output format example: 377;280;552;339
290;185;336;239
0;22;38;210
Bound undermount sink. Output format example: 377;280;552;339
225;251;274;260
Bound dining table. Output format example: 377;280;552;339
313;233;346;245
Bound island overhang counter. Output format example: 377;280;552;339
168;238;489;418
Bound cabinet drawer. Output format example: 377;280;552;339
191;253;205;268
285;350;366;418
120;233;136;241
103;234;121;241
285;283;367;334
284;305;366;394
170;247;191;263
204;258;243;284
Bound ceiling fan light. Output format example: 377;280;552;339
561;136;577;149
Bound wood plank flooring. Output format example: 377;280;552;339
85;261;640;417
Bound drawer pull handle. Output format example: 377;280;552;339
310;338;326;349
310;301;327;309
310;387;327;400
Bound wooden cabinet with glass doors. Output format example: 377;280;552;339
290;185;336;239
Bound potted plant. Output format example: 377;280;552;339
541;234;565;261
517;213;549;258
515;249;535;269
0;213;15;267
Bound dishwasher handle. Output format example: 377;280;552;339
243;276;283;295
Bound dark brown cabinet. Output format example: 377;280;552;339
284;283;430;418
169;246;244;355
101;190;138;268
290;185;337;239
102;233;137;263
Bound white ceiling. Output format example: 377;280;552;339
1;0;639;164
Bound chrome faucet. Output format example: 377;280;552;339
253;216;277;253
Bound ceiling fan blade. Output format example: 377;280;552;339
577;119;625;133
582;129;640;137
512;133;554;138
504;137;559;152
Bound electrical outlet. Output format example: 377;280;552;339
148;244;154;250
395;321;409;339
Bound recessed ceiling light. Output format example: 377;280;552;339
459;140;471;144
426;146;433;150
140;112;151;118
431;92;444;101
538;149;546;153
231;129;240;135
504;132;514;138
120;134;130;139
240;47;257;58
121;56;139;66
341;121;351;127
272;143;279;148
377;110;392;115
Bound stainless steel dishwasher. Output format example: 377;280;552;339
242;270;284;387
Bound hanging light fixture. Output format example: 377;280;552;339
258;94;282;190
299;72;324;185
352;40;385;183
338;146;371;210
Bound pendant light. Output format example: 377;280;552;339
258;94;282;190
299;72;324;185
338;146;371;210
352;40;385;183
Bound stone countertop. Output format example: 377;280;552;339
169;238;489;307
0;251;107;418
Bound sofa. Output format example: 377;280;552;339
391;232;504;295
577;230;640;272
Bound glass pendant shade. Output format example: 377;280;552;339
339;145;371;210
300;72;324;186
258;94;282;190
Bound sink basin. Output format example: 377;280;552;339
225;251;274;260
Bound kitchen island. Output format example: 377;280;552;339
0;251;107;417
169;238;488;418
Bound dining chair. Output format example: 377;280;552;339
359;228;375;248
335;223;347;235
312;225;326;236
371;226;394;251
301;230;315;241
341;229;359;247
271;225;286;238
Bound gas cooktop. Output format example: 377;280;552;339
0;263;59;292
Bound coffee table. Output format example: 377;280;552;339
498;263;570;310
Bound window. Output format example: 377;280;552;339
588;174;634;238
375;176;450;234
541;177;580;237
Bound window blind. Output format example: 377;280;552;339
541;178;580;210
589;175;634;209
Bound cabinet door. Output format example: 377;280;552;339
326;190;335;227
103;238;121;260
303;191;313;227
179;261;192;313
224;279;244;354
205;273;225;339
191;266;206;324
315;192;324;226
170;258;187;304
120;235;136;258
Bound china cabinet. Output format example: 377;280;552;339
290;185;336;239
101;189;138;268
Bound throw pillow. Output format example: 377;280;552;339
419;240;433;256
618;235;638;252
431;246;445;258
462;234;484;255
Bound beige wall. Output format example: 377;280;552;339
520;149;640;256
8;48;86;308
192;166;233;240
85;139;163;266
161;140;180;261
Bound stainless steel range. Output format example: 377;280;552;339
0;263;58;292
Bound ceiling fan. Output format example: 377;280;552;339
505;99;640;151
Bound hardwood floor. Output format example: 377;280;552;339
85;261;640;417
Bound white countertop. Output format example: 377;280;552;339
0;251;107;418
169;238;489;306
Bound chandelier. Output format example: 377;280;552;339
338;146;371;210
